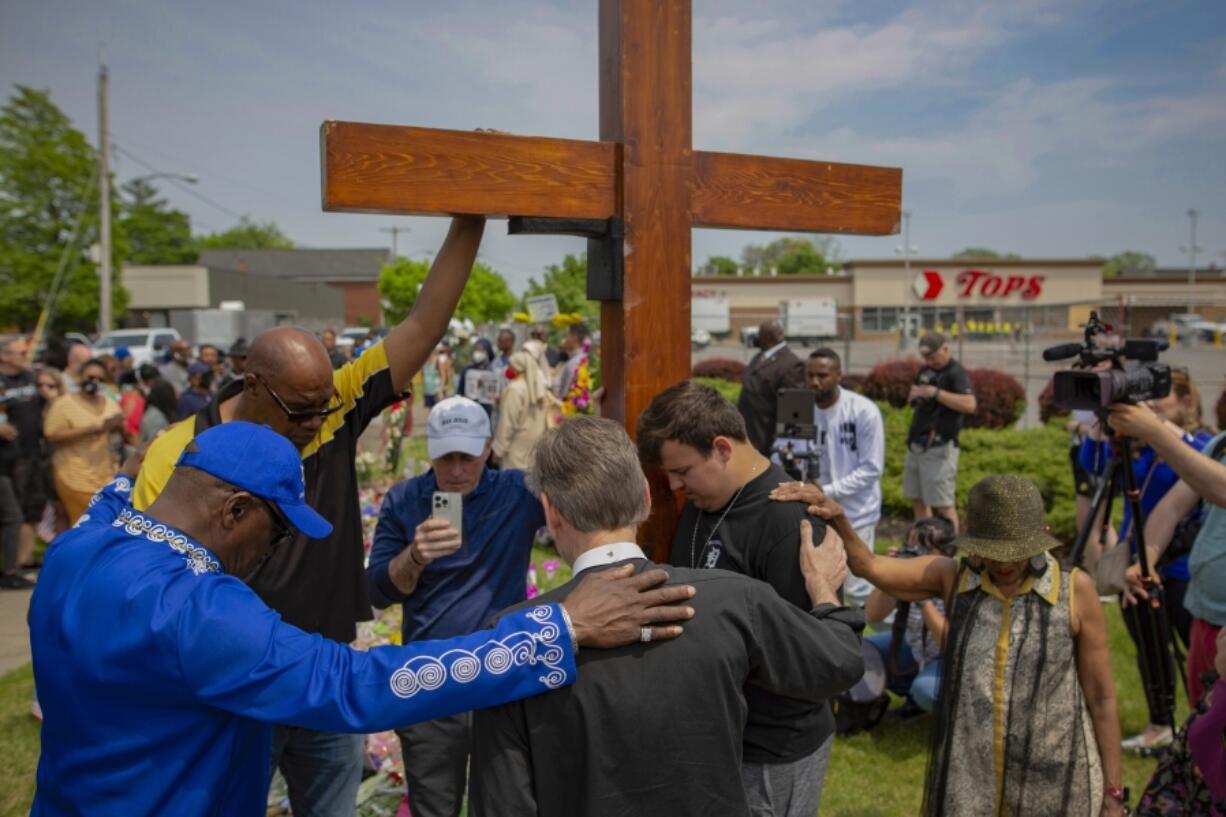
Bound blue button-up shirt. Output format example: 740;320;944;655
30;476;575;817
368;467;545;643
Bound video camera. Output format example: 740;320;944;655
1044;311;1171;411
775;388;820;483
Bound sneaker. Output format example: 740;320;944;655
0;573;35;590
1121;726;1173;755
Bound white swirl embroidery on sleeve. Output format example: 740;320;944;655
113;509;221;575
388;605;569;700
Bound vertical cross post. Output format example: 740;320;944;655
598;0;692;556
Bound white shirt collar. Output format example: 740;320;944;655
571;542;647;575
762;340;788;360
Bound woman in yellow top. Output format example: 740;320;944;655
43;358;123;524
773;475;1125;817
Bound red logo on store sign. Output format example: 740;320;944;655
913;270;944;300
916;269;1045;300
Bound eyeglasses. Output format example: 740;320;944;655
254;373;343;422
258;497;295;550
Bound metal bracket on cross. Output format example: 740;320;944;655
507;216;625;302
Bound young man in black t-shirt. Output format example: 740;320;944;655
637;381;856;817
904;332;976;532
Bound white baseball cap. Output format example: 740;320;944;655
426;396;491;459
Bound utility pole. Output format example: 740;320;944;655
379;226;410;262
1180;208;1201;314
97;48;112;336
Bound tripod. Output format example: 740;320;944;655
1069;426;1183;729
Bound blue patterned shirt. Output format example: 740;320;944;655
30;476;575;817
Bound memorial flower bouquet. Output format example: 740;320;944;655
561;336;593;416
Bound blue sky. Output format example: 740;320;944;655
2;0;1224;293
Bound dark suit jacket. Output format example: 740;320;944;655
737;346;806;455
469;559;864;817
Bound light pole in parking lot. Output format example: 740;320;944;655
895;210;917;350
1179;208;1201;314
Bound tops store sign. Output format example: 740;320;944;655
913;269;1045;301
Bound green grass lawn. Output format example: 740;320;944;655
1;596;1167;817
0;664;38;817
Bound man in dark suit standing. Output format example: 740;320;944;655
470;417;864;817
738;320;805;455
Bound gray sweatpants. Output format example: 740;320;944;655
742;734;835;817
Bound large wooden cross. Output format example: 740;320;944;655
320;0;901;558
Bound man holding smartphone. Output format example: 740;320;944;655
367;396;545;817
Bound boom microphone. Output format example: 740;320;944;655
1041;343;1083;362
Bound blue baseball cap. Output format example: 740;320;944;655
114;346;131;360
177;421;333;540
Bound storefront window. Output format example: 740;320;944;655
919;307;957;329
963;307;994;326
861;307;900;331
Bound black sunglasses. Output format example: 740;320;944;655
258;497;295;550
254;373;343;422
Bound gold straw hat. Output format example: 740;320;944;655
955;475;1061;562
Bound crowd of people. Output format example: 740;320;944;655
11;216;1226;817
0;331;262;591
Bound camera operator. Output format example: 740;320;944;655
1108;399;1226;710
772;348;884;606
1079;368;1213;752
862;516;955;714
903;333;976;532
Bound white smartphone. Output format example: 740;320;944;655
431;491;464;550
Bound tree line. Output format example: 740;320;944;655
0;84;1160;336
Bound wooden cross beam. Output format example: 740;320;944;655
320;0;901;559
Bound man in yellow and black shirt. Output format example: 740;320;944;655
132;216;487;817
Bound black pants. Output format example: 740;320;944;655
396;711;472;817
1121;576;1191;725
0;474;22;574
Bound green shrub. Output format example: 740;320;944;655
693;376;742;404
964;368;1025;429
692;357;747;381
862;358;923;407
880;403;1076;539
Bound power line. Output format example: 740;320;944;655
109;130;304;208
112;143;245;221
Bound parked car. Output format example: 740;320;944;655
1150;313;1224;342
1174;313;1225;341
691;327;711;350
92;328;182;367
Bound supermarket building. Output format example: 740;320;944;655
692;258;1226;339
